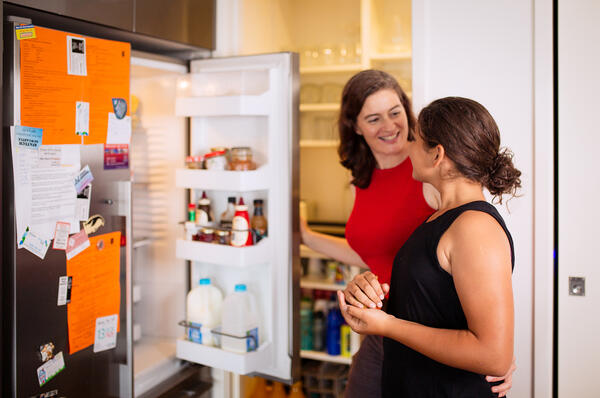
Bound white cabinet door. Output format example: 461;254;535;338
175;53;301;382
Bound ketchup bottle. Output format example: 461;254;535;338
231;197;253;247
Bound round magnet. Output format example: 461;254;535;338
96;239;104;250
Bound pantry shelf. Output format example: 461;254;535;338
299;103;340;112
176;238;271;266
369;52;412;62
300;278;346;292
175;92;271;116
299;140;339;148
176;339;273;375
300;64;364;74
175;166;270;191
300;350;352;365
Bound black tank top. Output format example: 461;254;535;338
382;201;515;398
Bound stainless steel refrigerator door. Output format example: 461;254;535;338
3;20;133;397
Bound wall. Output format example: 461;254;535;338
558;0;600;396
413;1;555;396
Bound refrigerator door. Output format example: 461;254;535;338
3;22;132;397
174;53;301;382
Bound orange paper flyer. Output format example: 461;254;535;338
67;231;121;354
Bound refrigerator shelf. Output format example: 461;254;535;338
175;167;270;191
175;92;271;116
176;238;271;266
176;338;272;375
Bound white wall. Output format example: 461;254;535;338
413;1;554;396
558;1;600;397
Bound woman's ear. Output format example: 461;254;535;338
432;144;445;167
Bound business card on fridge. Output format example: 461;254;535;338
65;229;90;260
20;227;50;260
36;351;65;387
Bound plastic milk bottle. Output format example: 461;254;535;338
186;278;223;346
221;284;260;353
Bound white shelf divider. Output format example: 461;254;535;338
176;238;270;266
175;166;270;191
175;92;271;116
300;350;352;365
176;339;273;375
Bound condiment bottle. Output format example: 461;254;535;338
231;197;253;247
188;203;196;222
196;191;214;226
220;196;236;229
251;199;268;243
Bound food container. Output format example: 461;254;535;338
229;147;257;171
185;155;204;169
199;227;215;243
215;229;230;245
204;150;228;170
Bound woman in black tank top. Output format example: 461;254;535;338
338;97;522;397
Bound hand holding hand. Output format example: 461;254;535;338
343;271;389;309
337;290;393;336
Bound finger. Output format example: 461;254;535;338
363;272;385;302
491;380;512;394
381;283;390;295
343;288;365;309
354;274;382;308
337;290;347;312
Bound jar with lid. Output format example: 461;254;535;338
185;155;204;169
204;150;228;170
215;229;230;245
229;147;257;171
199;227;215;243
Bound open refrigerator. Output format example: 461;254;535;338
130;52;301;396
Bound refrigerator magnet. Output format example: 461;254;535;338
38;342;55;363
52;222;70;250
111;98;127;120
20;227;50;260
57;276;72;306
30;389;59;398
83;214;105;236
15;24;36;40
103;144;129;170
15;125;43;149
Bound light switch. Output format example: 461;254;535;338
569;277;585;296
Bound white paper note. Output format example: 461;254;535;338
94;314;118;353
67;36;87;76
75;184;91;221
57;276;72;306
106;112;131;145
20;227;50;260
75;101;90;136
36;351;65;386
52;221;70;250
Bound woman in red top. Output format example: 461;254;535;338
300;70;514;397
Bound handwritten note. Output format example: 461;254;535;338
67;231;121;354
106;113;131;145
94;314;118;352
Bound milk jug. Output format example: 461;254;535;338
186;278;223;346
221;284;260;353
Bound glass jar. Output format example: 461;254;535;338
200;227;215;243
215;229;230;245
204;150;228;170
185;155;204;169
229;147;257;171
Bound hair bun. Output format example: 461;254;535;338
485;148;522;203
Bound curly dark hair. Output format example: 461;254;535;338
417;97;522;203
338;70;416;189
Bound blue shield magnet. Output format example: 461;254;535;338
112;98;127;120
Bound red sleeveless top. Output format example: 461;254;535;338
345;158;434;285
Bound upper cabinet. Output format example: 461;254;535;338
7;0;215;49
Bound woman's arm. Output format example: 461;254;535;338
300;216;367;268
339;211;514;376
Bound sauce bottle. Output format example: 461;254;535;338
251;199;268;243
220;196;236;229
195;191;214;226
231;197;253;247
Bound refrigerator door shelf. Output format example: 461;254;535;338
176;339;273;375
176;238;271;266
175;92;272;117
175;167;270;191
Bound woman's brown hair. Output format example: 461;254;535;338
417;97;521;203
338;70;416;188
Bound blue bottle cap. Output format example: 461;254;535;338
199;278;211;285
234;284;247;292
